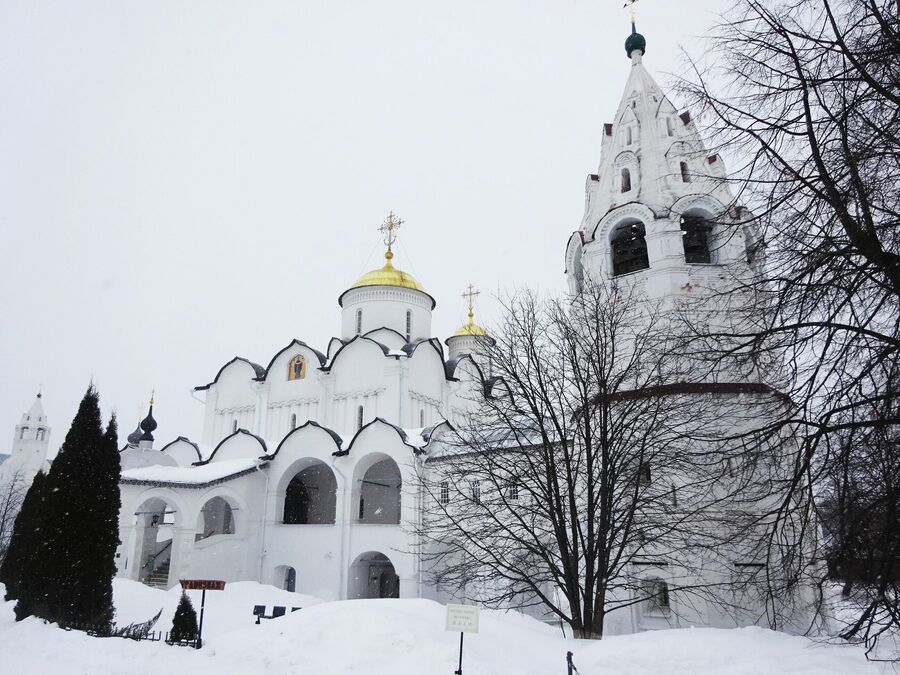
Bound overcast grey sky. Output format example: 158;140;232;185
0;0;728;451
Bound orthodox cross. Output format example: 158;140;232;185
462;284;480;321
378;211;404;258
623;0;639;23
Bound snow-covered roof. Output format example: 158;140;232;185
425;426;549;461
121;458;266;488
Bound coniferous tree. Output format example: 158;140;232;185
14;386;121;631
170;592;199;642
0;470;48;601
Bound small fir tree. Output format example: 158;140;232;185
14;385;122;631
170;592;199;642
0;470;48;601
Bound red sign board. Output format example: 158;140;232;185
180;579;226;591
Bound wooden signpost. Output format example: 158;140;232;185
445;604;480;675
180;579;226;648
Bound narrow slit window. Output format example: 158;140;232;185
666;117;674;136
406;310;412;342
357;405;364;430
638;462;651;485
232;419;238;433
621;168;632;193
680;161;690;183
356;309;363;335
290;413;297;430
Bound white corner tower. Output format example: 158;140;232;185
3;392;51;483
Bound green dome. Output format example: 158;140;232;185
625;31;646;57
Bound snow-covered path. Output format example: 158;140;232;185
0;580;882;674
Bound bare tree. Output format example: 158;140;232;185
417;283;789;638
0;472;27;565
677;0;900;653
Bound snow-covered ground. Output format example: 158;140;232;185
0;580;885;674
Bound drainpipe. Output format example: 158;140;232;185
331;456;351;599
416;453;424;598
255;463;270;583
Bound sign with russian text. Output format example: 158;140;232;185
180;579;226;591
445;604;480;633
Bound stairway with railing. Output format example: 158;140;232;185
142;540;172;589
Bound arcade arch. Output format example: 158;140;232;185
348;551;399;599
282;460;338;524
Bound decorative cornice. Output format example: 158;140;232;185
268;397;320;409
339;284;436;310
215;405;255;414
332;387;385;401
410;391;442;408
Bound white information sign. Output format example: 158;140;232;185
445;604;480;633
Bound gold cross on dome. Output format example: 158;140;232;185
378;211;404;256
462;284;480;320
623;0;639;23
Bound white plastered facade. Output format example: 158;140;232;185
115;264;491;602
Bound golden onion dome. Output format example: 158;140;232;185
350;253;426;293
451;317;488;338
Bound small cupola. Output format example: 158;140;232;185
138;394;158;449
445;284;494;365
339;212;435;342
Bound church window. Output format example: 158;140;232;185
644;577;671;615
406;310;412;342
671;483;677;507
36;428;45;441
610;221;650;276
419;409;425;428
680;161;691;183
638;462;651;485
626;126;633;145
470;479;481;504
439;481;450;505
356;309;363;335
507;479;519;501
666;116;674;136
18;427;27;440
232;419;238;433
290;413;297;430
357;405;364;430
681;215;713;264
621;168;632;193
288;354;307;381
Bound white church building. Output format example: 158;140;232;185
110;24;814;631
116;210;491;601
